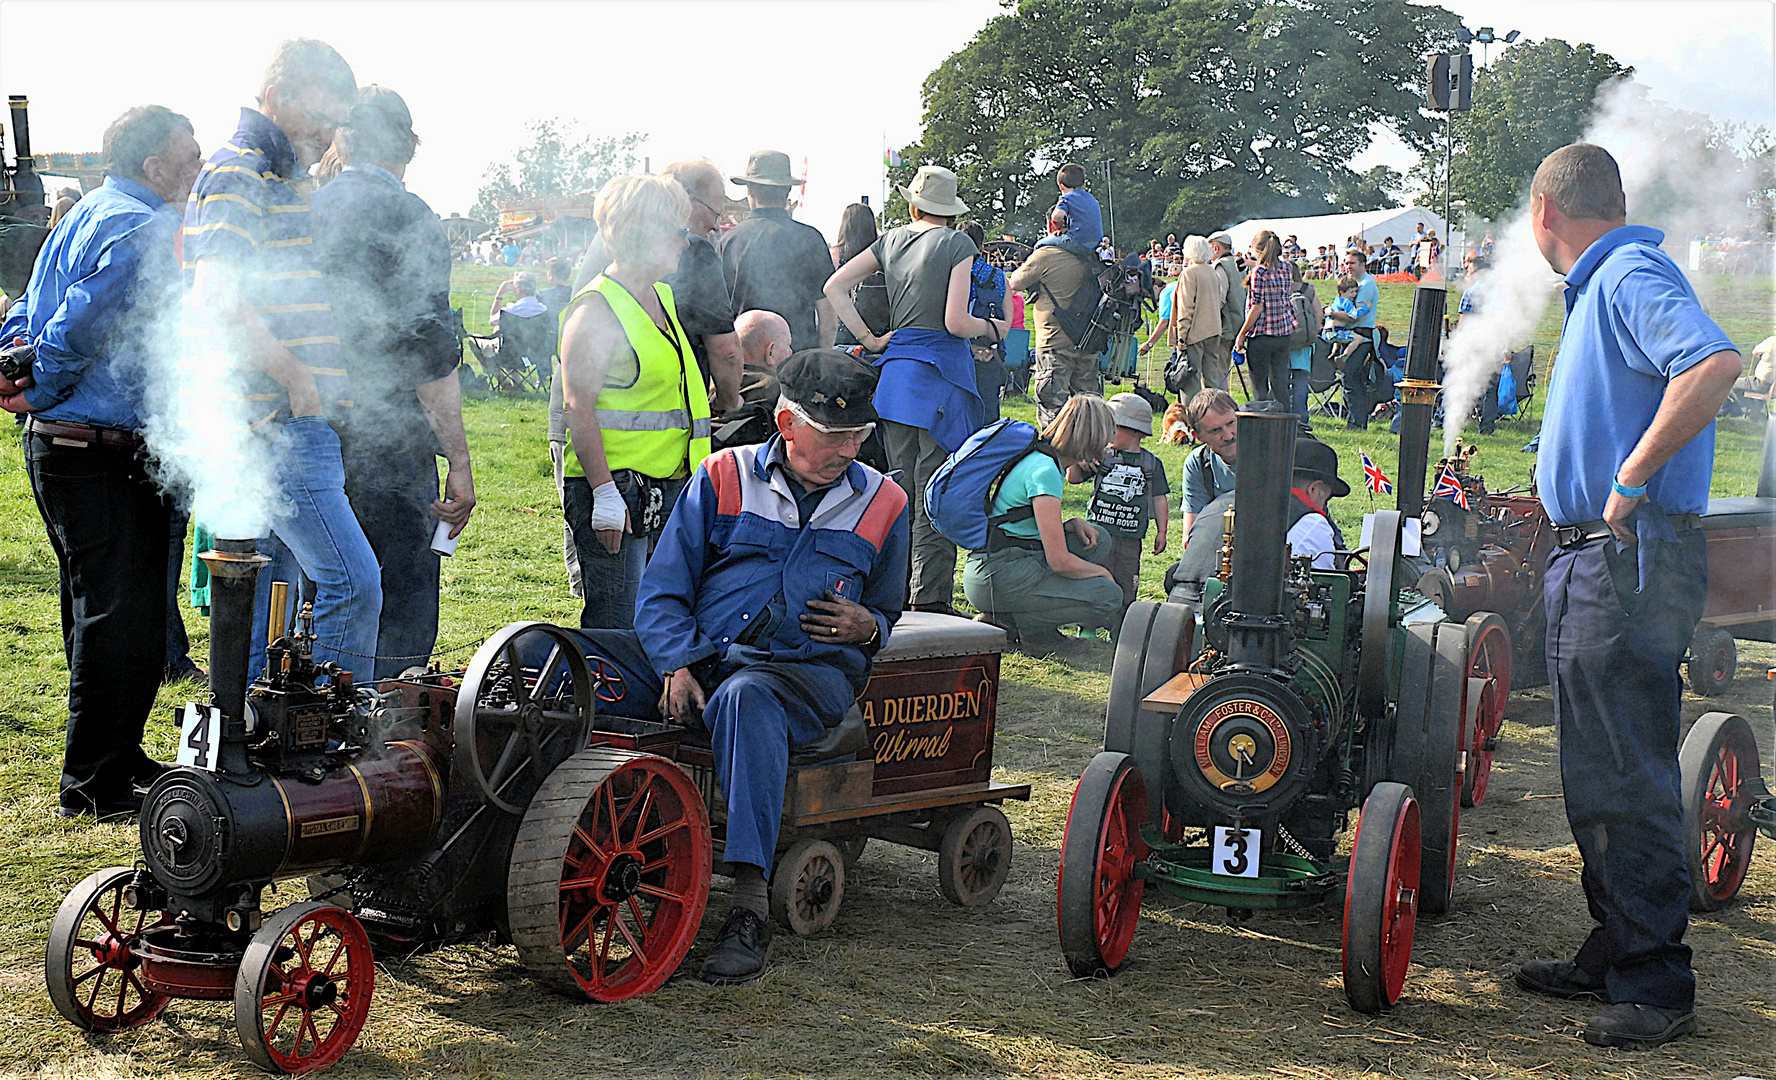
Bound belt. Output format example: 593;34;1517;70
25;417;143;448
1554;513;1700;548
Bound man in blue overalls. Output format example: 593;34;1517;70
1515;144;1740;1049
569;348;909;984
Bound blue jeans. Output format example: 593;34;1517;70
249;416;383;681
562;472;689;629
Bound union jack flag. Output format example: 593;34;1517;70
1432;463;1470;510
1360;452;1393;495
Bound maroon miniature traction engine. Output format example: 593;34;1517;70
45;540;1024;1075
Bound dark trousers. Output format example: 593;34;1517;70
562;472;689;629
560;628;849;874
1104;529;1144;613
1243;334;1291;403
345;452;443;681
24;430;171;810
881;420;957;608
1340;333;1385;427
1544;529;1706;1009
164;512;196;676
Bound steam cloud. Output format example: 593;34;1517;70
139;298;281;541
1440;77;1768;453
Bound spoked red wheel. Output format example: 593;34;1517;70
508;747;712;1001
234;902;375;1075
1058;752;1150;977
1680;712;1762;911
1461;613;1511;807
1343;782;1422;1014
586;655;628;704
46;867;173;1032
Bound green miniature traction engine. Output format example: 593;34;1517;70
1058;399;1507;1013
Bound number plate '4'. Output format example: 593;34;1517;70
176;702;219;773
1210;825;1263;878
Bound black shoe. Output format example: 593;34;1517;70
699;907;772;985
1516;958;1609;1002
131;760;175;797
58;790;144;823
1582;1002;1697;1049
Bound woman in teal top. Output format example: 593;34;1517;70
964;395;1124;649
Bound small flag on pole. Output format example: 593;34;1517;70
884;148;902;168
1361;452;1393;495
1432;463;1470;509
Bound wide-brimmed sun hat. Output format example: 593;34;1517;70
900;165;969;217
731;149;802;188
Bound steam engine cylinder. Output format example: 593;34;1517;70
139;741;444;901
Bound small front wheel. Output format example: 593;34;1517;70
937;805;1013;907
1679;712;1761;910
1057;752;1149;978
1343;782;1422;1014
45;867;172;1033
234;902;375;1075
1686;627;1737;696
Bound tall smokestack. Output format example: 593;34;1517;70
197;538;270;774
6;96;31;162
1396;285;1447;518
1227;409;1298;674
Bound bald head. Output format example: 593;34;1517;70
736;309;792;371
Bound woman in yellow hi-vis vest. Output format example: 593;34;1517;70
559;175;713;628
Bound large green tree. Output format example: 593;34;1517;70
1448;39;1632;222
472;121;645;223
889;0;1459;242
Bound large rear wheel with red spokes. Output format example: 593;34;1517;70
46;867;172;1033
1679;712;1761;911
1343;782;1422;1014
233;901;375;1075
1461;613;1512;807
1058;752;1149;978
507;747;711;1001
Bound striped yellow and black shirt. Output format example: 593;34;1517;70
181;107;352;426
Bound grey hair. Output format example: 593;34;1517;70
1182;235;1214;265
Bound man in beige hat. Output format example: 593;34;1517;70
717;149;835;351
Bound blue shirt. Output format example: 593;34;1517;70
1536;225;1737;525
1057;189;1103;250
1351;273;1379;330
636;438;910;691
0;177;180;428
183;108;352;426
872;327;984;452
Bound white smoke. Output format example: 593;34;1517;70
139;297;281;541
1440;77;1770;452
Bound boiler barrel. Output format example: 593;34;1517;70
139;741;445;902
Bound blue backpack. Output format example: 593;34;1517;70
924;418;1058;550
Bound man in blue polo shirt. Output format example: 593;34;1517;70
1514;144;1739;1050
0;106;202;819
1335;248;1383;428
185;38;381;679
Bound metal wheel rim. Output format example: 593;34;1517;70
1342;784;1421;1012
1462;615;1511;807
553;757;708;999
1698;727;1758;902
1058;754;1149;977
1091;768;1147;969
46;867;172;1033
235;903;374;1076
453;622;595;814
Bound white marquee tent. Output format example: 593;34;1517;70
1225;207;1461;260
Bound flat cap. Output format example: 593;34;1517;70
778;348;879;427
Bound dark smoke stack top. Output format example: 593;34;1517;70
198;538;270;774
1395;285;1447;518
6;96;31;161
1227;409;1298;673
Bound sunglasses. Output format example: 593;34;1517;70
785;400;875;442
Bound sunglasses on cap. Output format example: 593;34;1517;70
783;399;875;441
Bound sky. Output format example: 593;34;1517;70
0;0;1770;239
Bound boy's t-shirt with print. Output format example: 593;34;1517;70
1088;447;1171;538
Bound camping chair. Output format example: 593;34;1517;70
1306;337;1344;420
1503;346;1536;417
477;309;555;394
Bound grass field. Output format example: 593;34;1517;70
1;276;1773;1078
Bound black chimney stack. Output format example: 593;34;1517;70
1395;285;1447;518
7;96;32;162
197;538;270;774
1226;409;1298;674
